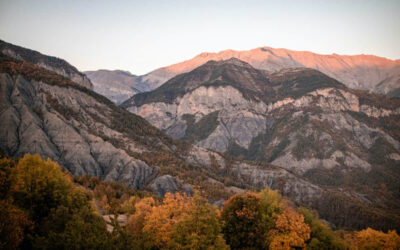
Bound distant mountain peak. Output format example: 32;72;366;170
138;46;400;97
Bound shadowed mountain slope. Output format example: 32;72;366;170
84;69;152;104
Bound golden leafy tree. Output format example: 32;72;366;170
142;193;192;248
268;202;311;250
0;154;114;249
349;227;400;250
126;197;155;236
169;192;228;249
10;154;76;224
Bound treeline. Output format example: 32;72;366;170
1;154;400;249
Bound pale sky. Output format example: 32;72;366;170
1;0;399;75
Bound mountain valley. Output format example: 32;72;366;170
1;40;400;235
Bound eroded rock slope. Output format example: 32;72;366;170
124;58;400;230
0;39;93;89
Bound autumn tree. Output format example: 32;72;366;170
3;154;112;249
0;199;32;250
126;197;156;236
0;157;15;199
119;195;138;215
126;192;228;249
0;157;33;249
349;227;400;250
10;154;78;225
259;188;282;231
38;206;112;249
298;207;347;250
268;202;311;250
169;192;228;249
221;192;268;249
142;193;192;248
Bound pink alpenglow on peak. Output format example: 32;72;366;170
141;47;400;96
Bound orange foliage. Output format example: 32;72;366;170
269;202;311;250
142;193;192;248
348;227;400;250
126;197;155;235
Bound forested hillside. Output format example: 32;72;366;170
1;154;400;249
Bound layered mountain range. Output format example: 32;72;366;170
1;40;399;231
0;42;322;210
89;46;400;104
123;58;400;230
84;69;152;104
140;47;400;97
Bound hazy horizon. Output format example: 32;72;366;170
1;0;399;75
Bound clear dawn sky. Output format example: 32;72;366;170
0;0;399;75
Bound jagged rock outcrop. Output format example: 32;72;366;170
0;39;93;89
149;175;193;197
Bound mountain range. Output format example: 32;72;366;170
122;57;400;230
86;46;400;104
1;39;400;232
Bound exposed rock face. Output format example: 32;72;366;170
125;58;400;230
125;60;400;173
0;54;326;207
0;72;156;188
84;70;152;104
0;39;93;89
129;82;400;175
149;175;193;197
128;85;268;152
139;47;400;97
0;56;327;211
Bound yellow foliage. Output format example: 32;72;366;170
119;196;137;214
9;154;79;221
126;197;155;235
11;154;73;194
142;193;192;248
349;227;400;250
